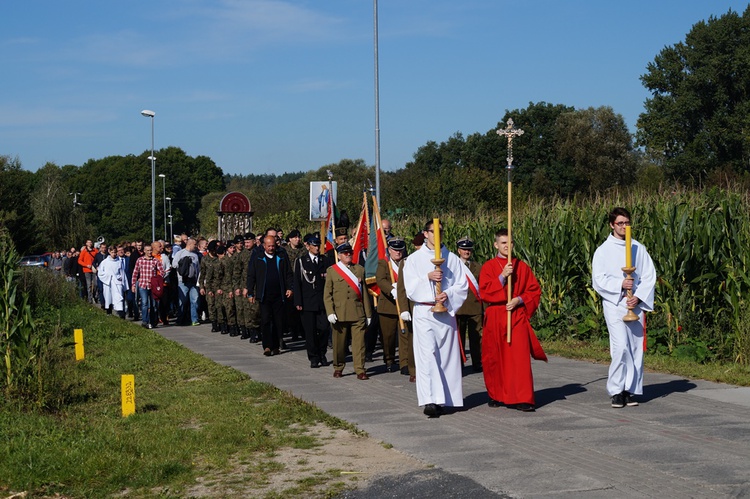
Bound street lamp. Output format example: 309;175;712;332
141;109;156;242
166;197;173;242
158;173;167;241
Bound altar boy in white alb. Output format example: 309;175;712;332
592;207;656;409
403;219;468;417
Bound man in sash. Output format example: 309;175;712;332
455;237;483;373
375;237;407;372
294;234;329;368
479;229;545;412
403;220;468;417
324;243;372;379
592;207;656;408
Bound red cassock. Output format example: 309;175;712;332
479;256;547;406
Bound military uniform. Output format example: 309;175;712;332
323;243;372;378
395;258;416;379
456;237;483;372
375;238;408;371
219;248;237;334
233;241;253;339
293;235;329;367
200;244;221;332
238;234;261;342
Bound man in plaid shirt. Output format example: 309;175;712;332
131;243;164;329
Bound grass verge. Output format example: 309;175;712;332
544;338;750;386
1;302;361;498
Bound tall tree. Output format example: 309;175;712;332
637;7;750;183
555;106;637;192
0;155;36;253
31;163;73;250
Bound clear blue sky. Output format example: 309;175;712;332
2;1;748;177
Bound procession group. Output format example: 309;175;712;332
56;206;655;417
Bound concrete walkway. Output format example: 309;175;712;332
157;324;750;498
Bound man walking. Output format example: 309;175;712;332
247;235;293;356
172;238;201;326
324;243;372;379
403;220;468;417
293;234;329;368
592;207;656;408
480;229;545;412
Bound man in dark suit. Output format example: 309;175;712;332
247;235;294;356
293;234;329;368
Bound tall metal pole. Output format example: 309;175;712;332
159;174;167;240
373;0;381;206
141;109;156;243
166;198;173;242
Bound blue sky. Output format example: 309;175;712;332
2;1;748;177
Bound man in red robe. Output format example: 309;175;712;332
479;228;547;412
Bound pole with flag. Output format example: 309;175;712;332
351;189;370;265
496;118;524;344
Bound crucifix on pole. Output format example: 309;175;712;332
496;118;524;343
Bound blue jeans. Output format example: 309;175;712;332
138;287;157;326
178;282;199;324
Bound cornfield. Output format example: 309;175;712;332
392;186;750;364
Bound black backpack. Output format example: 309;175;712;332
178;255;196;285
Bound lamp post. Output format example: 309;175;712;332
166;197;173;242
141;109;156;242
158;173;167;241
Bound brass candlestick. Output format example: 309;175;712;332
430;257;447;313
622;266;639;322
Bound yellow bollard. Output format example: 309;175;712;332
74;328;85;361
121;374;136;417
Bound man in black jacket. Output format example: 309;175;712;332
247;235;293;356
293;234;329;368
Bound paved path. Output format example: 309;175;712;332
157;324;750;498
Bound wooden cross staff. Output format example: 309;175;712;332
496;118;524;343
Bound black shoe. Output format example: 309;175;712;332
220;323;229;335
249;328;260;343
515;403;535;412
229;325;239;337
319;356;328;367
624;391;639;406
488;399;502;408
387;363;399;373
473;365;483;373
401;366;409;376
240;327;251;340
423;403;439;417
611;393;625;408
311;360;321;368
211;321;219;333
365;353;373;363
281;340;288;349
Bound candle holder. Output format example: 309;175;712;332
621;266;639;322
430;257;447;313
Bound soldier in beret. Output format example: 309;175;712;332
456;237;484;373
324;243;372;379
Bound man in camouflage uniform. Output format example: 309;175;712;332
285;229;306;342
220;241;238;336
214;245;228;333
235;232;258;341
199;240;221;332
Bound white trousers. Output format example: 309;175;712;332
603;302;644;396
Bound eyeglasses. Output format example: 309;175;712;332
614;221;631;227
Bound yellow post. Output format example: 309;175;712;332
121;374;136;417
74;328;85;361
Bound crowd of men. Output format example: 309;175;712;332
46;206;654;418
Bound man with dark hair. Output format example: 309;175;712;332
456;237;484;373
403;219;468;417
247;235;294;356
592;207;656;408
480;229;545;412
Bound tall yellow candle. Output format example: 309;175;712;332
433;218;441;259
625;225;632;268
